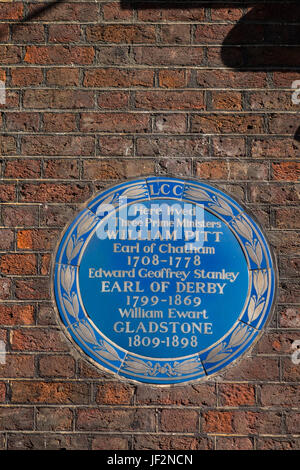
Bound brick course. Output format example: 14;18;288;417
0;0;299;450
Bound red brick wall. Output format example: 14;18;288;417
0;1;299;450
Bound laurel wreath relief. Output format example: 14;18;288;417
60;265;121;363
184;185;264;269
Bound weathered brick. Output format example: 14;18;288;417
10;381;89;404
0;355;35;378
0;407;34;431
0;254;37;275
95;382;135;405
218;384;256;407
36;407;73;431
0;229;14;250
91;436;129;450
160;409;199;432
76;408;155;431
11;328;68;352
17;229;59;250
38;355;76;378
133;435;213;450
24;46;94;65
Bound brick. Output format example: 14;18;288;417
249;91;295;111
267;231;300;255
0;136;17;155
157;158;192;176
4;158;41;177
251;137;300;158
19;183;92;202
92;436;129;450
48;24;82;43
257;438;300;450
10;67;44;86
27;2;99;22
135;91;204;110
161;8;205;21
260;385;299;407
211;91;242;110
0;46;22;64
154;114;187;133
12;24;44;43
158;69;186;88
17;229;59;250
249;183;299;204
195;161;268;180
136;136;209;157
286;413;300;434
160;409;199;432
103;2;133;21
0;408;33;431
11;328;68;352
23;89;94;109
195;24;234;45
41;253;51;276
160;24;191;44
97;91;129;109
86;25;155;43
279;256;300;278
24;46;94;65
0;229;14;250
6;433;89;450
136;383;216;406
269;114;300;134
36;408;73;431
0;254;37;275
98;136;134;156
218;384;256;407
43;159;80;179
10;381;89;404
0;383;5;403
43;113;78;132
0;183;16;201
191;114;264;134
133;46;204;66
133;435;213;451
282;358;300;382
0;3;23;20
76;408;155;431
0;355;35;378
40;205;78;228
196;70;267;88
83;159;155;180
275;208;300;229
211;7;244;21
216;437;253;450
39;355;76;378
95;382;134;405
46;68;80;86
15;278;49;301
279;280;300;303
21;135;95;156
222;357;279;381
272;162;300;181
84;68;154;88
37;304;58;326
278;306;300;328
202;411;233;433
0;278;12;300
212;137;246;157
80;112;149;133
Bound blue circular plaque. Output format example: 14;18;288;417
53;177;276;384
